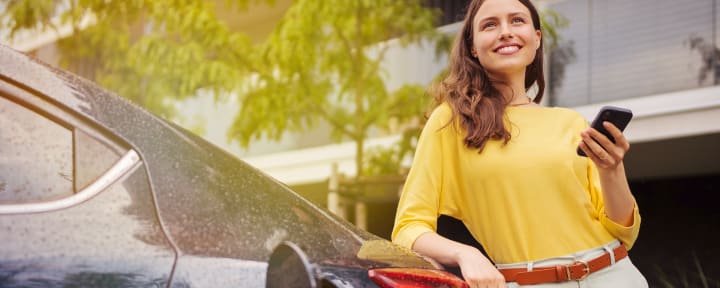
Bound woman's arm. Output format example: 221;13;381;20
413;232;506;288
578;121;636;226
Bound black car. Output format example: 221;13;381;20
0;45;469;287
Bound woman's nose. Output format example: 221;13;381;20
499;23;514;40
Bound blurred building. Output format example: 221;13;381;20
547;0;720;180
240;0;720;202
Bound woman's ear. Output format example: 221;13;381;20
536;30;542;49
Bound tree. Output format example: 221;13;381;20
687;35;720;85
229;0;442;177
541;8;574;105
1;0;273;117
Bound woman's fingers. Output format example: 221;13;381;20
462;266;506;288
464;273;506;288
578;140;608;167
603;121;631;151
580;122;631;169
458;250;506;288
581;131;614;163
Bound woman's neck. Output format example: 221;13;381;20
489;72;530;105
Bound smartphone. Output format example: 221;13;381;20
577;106;633;157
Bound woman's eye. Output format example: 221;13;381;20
512;17;525;24
482;22;496;30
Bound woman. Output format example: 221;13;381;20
391;0;648;287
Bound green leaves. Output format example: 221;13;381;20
1;0;443;176
1;0;265;117
540;8;569;51
1;0;57;37
233;0;440;175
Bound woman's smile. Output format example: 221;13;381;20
494;43;522;55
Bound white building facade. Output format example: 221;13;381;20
244;0;720;185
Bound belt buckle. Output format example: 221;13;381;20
566;260;590;281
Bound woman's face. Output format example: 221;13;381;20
471;0;541;79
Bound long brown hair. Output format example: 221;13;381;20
432;0;545;151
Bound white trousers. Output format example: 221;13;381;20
497;240;648;288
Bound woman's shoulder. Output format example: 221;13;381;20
510;105;585;120
549;106;589;127
551;106;585;119
510;106;587;128
426;102;455;128
429;102;453;117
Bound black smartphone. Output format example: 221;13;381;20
577;106;633;157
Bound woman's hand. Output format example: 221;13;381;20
413;232;506;288
578;121;630;171
455;246;506;288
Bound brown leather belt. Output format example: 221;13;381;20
499;245;628;285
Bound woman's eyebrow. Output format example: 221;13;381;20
506;11;531;19
477;15;497;24
476;11;530;26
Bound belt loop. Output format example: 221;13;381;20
602;245;616;265
526;261;534;272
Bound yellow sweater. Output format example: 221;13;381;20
391;103;640;264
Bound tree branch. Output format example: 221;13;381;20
313;105;357;139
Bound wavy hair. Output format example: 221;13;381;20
432;0;545;151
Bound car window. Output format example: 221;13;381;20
74;129;121;191
0;96;120;204
0;96;73;202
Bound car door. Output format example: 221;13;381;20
0;80;176;287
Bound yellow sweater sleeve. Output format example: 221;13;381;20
587;160;642;249
391;105;452;249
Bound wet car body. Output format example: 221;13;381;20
0;45;451;287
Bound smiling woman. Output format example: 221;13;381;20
391;0;648;287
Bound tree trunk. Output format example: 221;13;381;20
355;136;364;178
